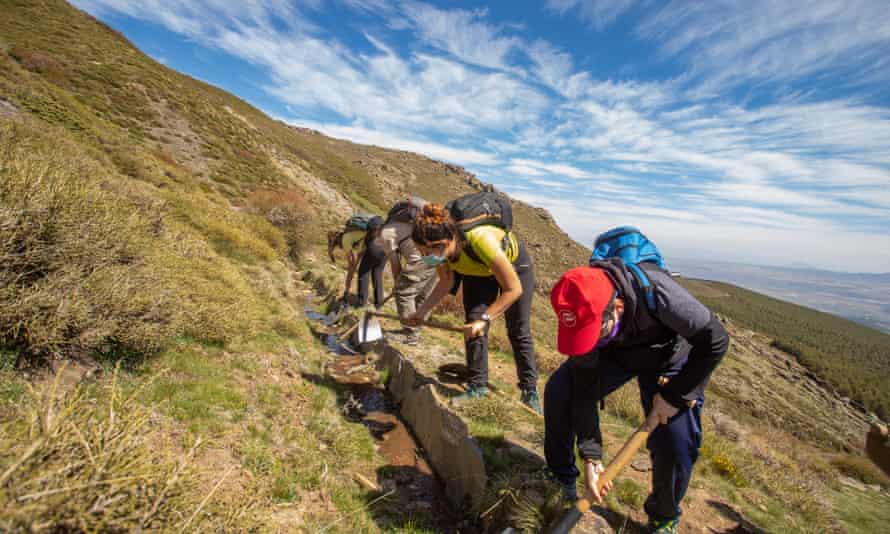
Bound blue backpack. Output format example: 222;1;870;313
590;226;666;313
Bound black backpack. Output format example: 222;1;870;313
385;197;426;224
446;192;513;263
446;192;513;233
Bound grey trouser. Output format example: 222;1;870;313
396;264;438;332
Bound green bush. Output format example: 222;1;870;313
0;121;265;361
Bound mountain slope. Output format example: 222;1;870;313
1;1;888;532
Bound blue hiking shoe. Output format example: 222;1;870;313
520;389;542;415
451;384;489;405
648;517;680;534
560;480;578;503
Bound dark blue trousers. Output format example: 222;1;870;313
544;356;703;522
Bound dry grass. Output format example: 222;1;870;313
0;366;198;531
0;120;274;362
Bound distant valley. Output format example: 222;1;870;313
671;258;890;334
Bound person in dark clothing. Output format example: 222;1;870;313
356;221;386;308
545;260;730;534
404;203;540;413
328;216;386;308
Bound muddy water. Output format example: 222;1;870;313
305;303;465;532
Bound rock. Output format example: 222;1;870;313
379;346;487;507
631;455;652;472
574;509;614;533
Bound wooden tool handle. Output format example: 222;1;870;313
368;311;465;333
550;412;659;534
597;412;659;492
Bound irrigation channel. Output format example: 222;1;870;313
304;303;471;532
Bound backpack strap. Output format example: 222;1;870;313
627;262;668;314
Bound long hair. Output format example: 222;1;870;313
411;203;459;246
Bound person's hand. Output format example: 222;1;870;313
584;461;611;505
651;393;680;425
463;320;487;339
402;312;423;328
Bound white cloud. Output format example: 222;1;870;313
637;0;890;88
545;0;637;30
400;2;522;73
510;158;592;179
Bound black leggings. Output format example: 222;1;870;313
357;239;386;307
460;241;538;391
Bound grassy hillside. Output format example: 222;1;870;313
682;279;890;419
2;1;889;532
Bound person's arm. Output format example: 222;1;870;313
464;253;522;337
406;264;453;325
650;273;731;409
343;250;360;298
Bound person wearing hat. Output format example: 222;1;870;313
328;216;387;308
545;261;729;534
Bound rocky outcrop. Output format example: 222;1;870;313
378;345;487;508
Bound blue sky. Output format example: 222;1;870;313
74;0;890;273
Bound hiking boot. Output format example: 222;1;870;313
451;384;489;405
560;480;578;503
648;517;680;534
520;389;542;415
404;332;420;346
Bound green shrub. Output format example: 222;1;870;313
0;121;265;361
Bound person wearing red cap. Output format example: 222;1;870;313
545;260;729;534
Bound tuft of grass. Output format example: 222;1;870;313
611;478;646;509
0;366;199;531
605;381;643;426
831;454;890;488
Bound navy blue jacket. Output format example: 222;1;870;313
571;259;730;460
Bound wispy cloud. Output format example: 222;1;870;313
545;0;637;30
74;0;890;271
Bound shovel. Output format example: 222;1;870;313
357;310;464;345
547;411;660;534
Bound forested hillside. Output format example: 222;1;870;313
683;279;890;419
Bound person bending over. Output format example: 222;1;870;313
405;203;540;413
545;261;729;533
327;216;386;308
376;198;438;345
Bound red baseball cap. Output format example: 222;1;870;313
550;267;615;356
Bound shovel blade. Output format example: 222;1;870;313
356;313;384;345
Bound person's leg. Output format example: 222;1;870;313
371;258;385;308
461;275;499;390
638;359;704;525
543;361;578;485
396;266;437;337
414;265;439;314
356;253;372;306
503;243;538;393
545;357;634;489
